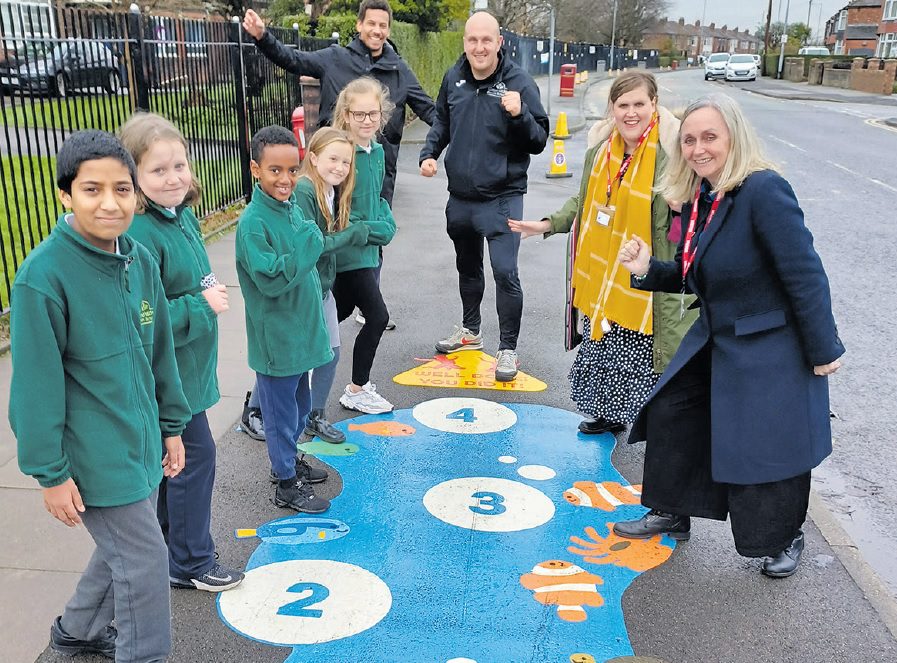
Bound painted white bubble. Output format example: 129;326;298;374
412;397;517;434
517;465;557;481
423;477;555;532
446;659;478;663
217;560;391;645
498;455;517;464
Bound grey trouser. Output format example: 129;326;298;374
60;490;171;662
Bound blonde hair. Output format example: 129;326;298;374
659;94;779;202
332;76;395;139
119;112;201;213
300;128;356;232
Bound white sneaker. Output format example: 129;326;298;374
339;382;394;414
494;349;520;382
435;324;483;353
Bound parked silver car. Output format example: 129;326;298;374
1;39;121;97
704;52;730;80
725;54;759;81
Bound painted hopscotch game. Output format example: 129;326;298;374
218;398;676;663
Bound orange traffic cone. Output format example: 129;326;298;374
546;140;574;179
551;112;571;139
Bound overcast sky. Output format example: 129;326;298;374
665;0;848;35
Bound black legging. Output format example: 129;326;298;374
332;267;388;387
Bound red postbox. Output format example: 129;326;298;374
291;106;307;160
559;64;577;98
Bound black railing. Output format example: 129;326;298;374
0;6;330;311
503;31;659;74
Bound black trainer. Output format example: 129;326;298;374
240;390;265;441
274;478;330;513
170;562;245;592
613;509;691;541
301;408;346;444
50;616;116;659
269;454;328;484
761;530;805;578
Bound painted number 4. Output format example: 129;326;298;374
446;407;477;423
470;491;507;516
277;582;330;619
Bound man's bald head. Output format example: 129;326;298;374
464;11;500;38
463;11;503;80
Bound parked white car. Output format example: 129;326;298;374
725;54;758;81
704;52;730;80
798;46;830;56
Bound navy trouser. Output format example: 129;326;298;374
332;268;389;386
446;194;523;351
157;411;216;580
61;491;170;663
256;372;311;480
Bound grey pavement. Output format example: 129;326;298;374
3;70;897;662
727;74;897;108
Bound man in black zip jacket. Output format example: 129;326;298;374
420;10;548;383
242;0;435;204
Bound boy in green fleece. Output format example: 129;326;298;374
8;130;191;661
236;125;332;514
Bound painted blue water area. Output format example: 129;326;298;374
218;401;676;663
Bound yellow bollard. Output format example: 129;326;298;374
551;112;571;139
546;140;574;178
582;70;589;83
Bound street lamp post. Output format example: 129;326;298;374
609;0;618;70
776;0;791;79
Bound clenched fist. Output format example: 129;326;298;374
500;90;522;117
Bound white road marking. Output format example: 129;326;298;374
826;160;856;175
870;178;897;193
769;135;807;152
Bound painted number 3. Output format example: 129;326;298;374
470;491;507;516
277;582;330;619
446;407;477;423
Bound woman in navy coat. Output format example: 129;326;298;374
614;94;844;578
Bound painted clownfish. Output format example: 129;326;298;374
519;560;604;622
563;481;642;511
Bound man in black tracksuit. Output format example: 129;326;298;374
420;11;548;383
242;0;435;203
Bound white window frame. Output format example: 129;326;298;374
884;1;897;21
837;10;847;31
834;39;844;55
878;32;897;58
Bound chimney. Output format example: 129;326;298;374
695;20;701;28
710;22;715;29
678;17;685;25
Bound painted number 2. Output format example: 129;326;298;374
277;582;330;619
470;491;507;516
446;407;477;423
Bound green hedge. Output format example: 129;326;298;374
389;22;461;99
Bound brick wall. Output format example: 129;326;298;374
849;57;897;94
784;58;806;82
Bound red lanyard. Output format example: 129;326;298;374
681;185;723;280
604;115;658;202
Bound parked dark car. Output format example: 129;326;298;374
1;39;121;97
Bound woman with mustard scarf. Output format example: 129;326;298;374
509;71;696;434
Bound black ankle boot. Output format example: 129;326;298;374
578;417;626;435
761;530;805;578
613;509;691;540
302;409;346;444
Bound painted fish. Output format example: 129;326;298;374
348;421;417;436
234;516;349;546
563;481;642;511
519;560;604;622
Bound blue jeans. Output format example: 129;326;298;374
256;372;311;480
60;491;170;662
157;411;216;580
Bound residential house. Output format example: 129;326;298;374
642;17;761;62
825;1;884;55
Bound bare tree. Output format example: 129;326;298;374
556;0;667;45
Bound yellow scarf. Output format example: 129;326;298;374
572;117;659;340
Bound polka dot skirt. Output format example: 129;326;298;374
569;316;660;424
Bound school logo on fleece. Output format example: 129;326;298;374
140;300;154;326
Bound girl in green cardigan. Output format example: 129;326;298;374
122;113;244;592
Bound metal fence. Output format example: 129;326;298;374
0;5;329;310
503;31;659;75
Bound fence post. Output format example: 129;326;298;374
127;4;150;111
231;16;253;203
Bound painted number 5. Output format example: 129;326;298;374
277;582;330;619
446;407;477;423
470;491;507;516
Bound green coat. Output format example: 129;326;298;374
334;141;396;272
10;215;191;507
127;202;219;414
546;135;697;373
293;177;371;294
235;184;333;377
